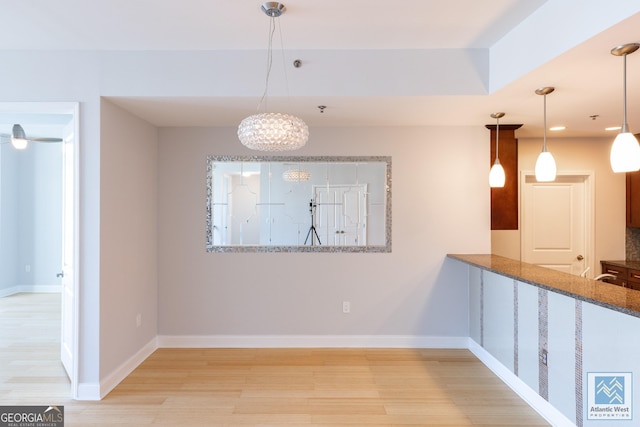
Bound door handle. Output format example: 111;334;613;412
57;272;64;278
576;255;584;261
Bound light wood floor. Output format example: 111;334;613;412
1;293;551;426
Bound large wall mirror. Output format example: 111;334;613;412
206;156;391;252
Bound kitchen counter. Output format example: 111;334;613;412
448;253;640;318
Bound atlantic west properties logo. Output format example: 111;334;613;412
0;405;64;427
587;372;632;420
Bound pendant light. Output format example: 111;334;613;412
237;2;309;151
609;43;640;172
534;87;557;182
489;112;506;188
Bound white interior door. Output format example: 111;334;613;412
313;184;367;246
59;106;79;397
522;173;592;276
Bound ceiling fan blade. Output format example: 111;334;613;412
29;137;63;142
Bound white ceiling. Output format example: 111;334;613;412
1;1;640;139
0;0;545;50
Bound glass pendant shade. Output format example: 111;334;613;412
238;113;309;151
535;151;557;182
610;131;640;172
489;159;505;187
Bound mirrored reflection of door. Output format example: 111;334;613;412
314;184;367;246
522;174;590;275
223;173;260;245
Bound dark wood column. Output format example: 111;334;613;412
486;124;522;230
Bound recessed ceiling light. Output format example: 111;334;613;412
606;126;622;131
550;126;566;131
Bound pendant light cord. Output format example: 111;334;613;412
622;53;629;133
542;93;548;152
495;116;500;159
257;16;277;113
256;15;293;114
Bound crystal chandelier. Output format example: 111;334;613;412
237;2;309;151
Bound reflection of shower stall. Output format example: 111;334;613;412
313;184;367;246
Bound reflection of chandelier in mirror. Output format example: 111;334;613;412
282;169;311;182
237;2;309;151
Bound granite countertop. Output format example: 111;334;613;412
448;253;640;319
600;260;640;270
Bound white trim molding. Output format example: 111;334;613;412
0;285;61;297
98;337;158;399
157;334;469;349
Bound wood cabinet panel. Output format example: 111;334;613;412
601;262;626;287
627;171;640;227
487;124;522;230
625;134;640;227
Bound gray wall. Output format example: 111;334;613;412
157;125;490;341
99;99;159;378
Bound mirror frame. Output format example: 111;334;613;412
206;155;392;253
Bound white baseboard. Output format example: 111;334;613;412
467;339;576;427
0;286;21;298
20;285;61;293
157;334;469;349
99;337;158;399
0;285;60;298
76;382;101;401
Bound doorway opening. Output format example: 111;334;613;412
521;171;594;277
0;102;79;398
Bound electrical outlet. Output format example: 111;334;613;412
25;265;31;273
541;349;548;366
342;301;350;313
136;314;142;328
